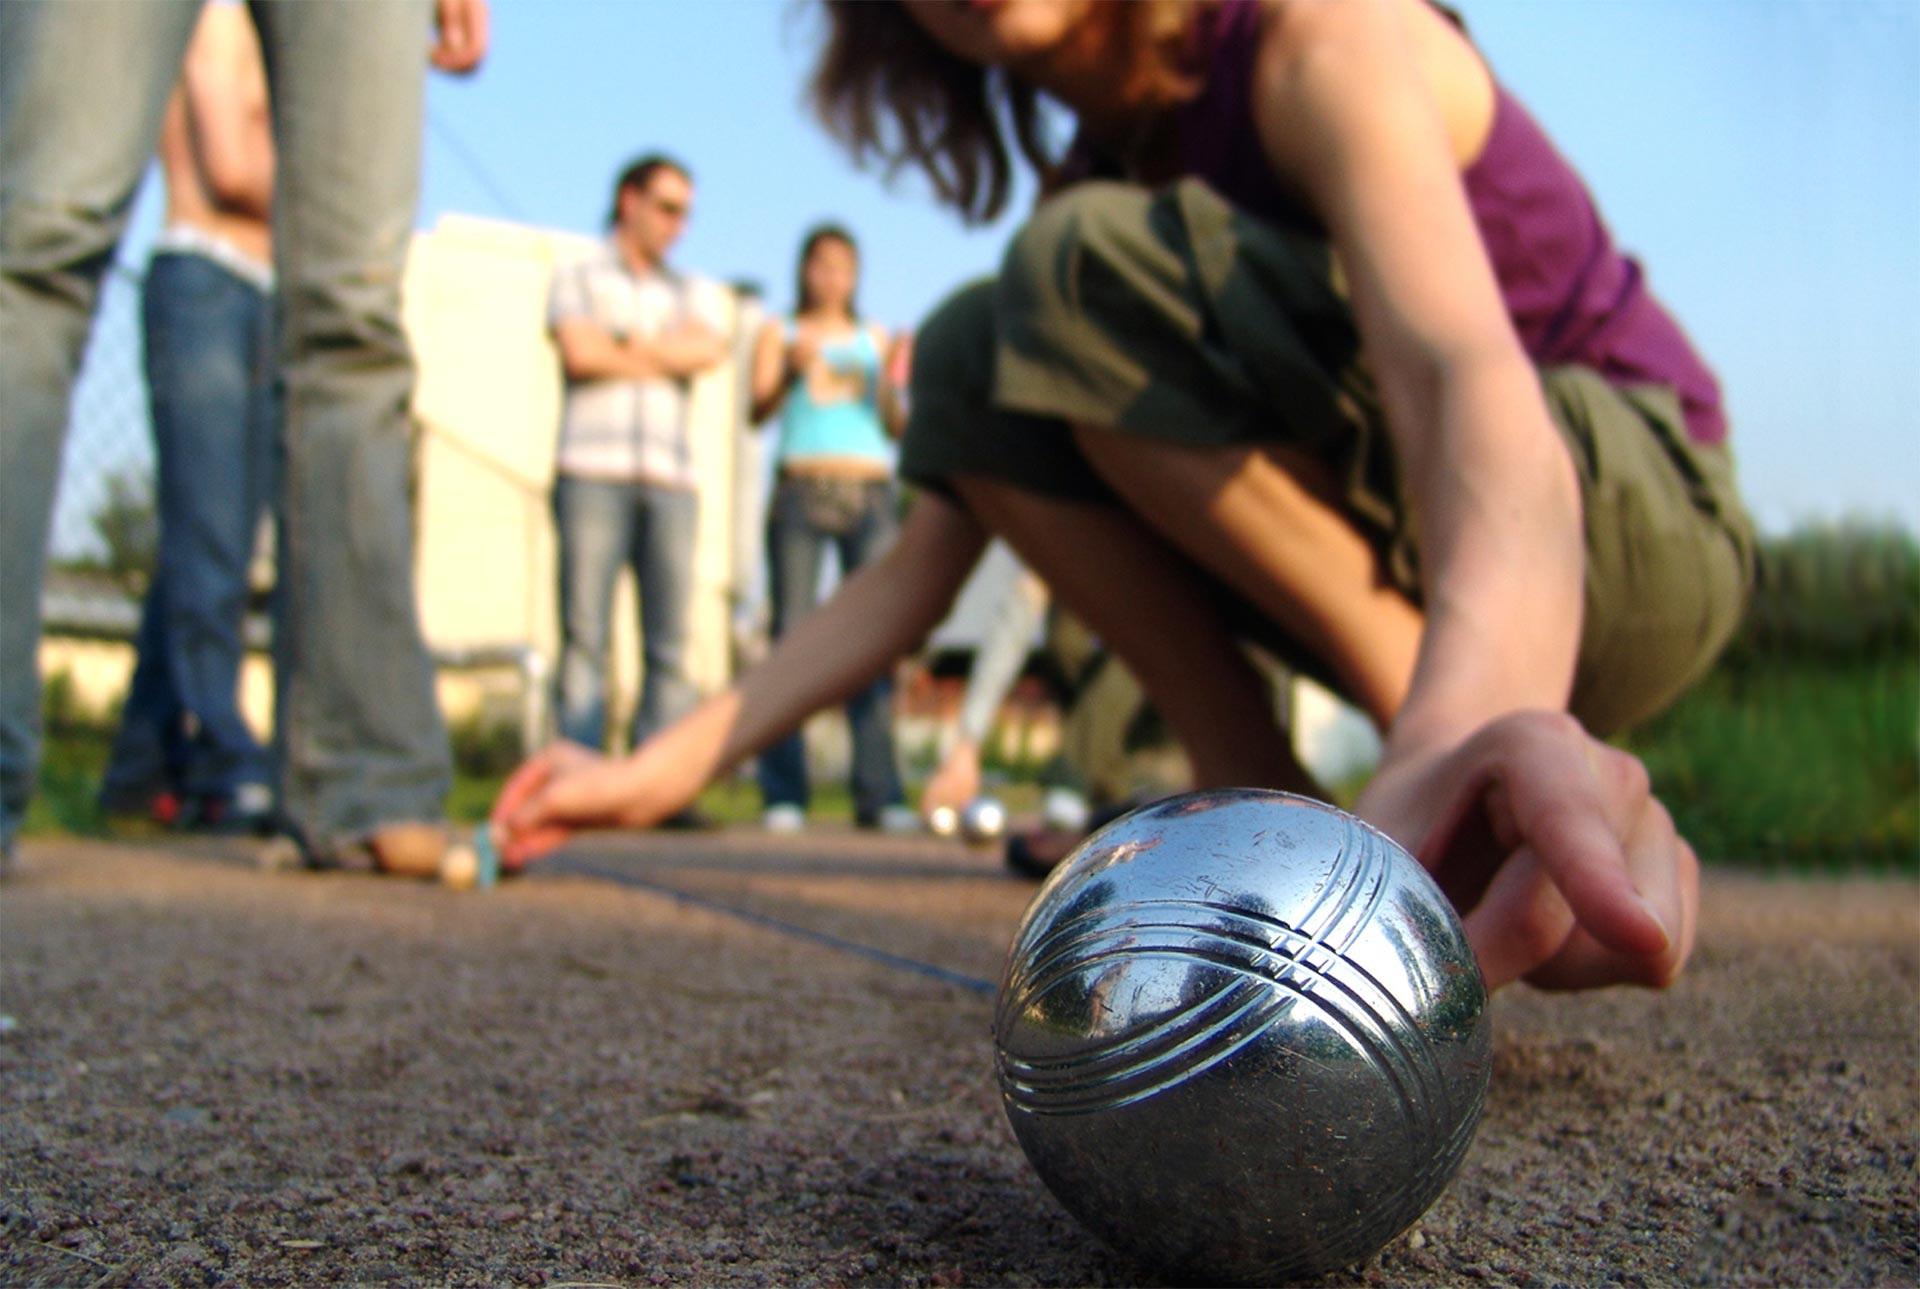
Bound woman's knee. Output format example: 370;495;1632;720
909;277;999;407
998;181;1155;333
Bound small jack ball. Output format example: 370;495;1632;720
438;843;479;890
994;790;1490;1285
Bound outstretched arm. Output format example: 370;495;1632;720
1254;0;1690;989
922;560;1048;817
492;492;989;865
749;318;806;424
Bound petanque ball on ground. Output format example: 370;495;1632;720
927;804;960;838
994;789;1491;1285
960;796;1007;844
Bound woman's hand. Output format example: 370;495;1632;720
489;738;697;868
786;325;822;381
885;329;915;385
1356;710;1698;992
489;496;991;869
430;0;489;74
920;738;983;819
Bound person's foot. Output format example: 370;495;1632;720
99;785;184;828
1041;786;1091;831
762;803;806;834
1004;800;1148;880
255;834;308;873
368;821;460;879
256;821;478;888
858;803;923;836
186;783;276;836
1004;826;1083;879
658;807;720;831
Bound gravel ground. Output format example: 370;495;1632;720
0;831;1914;1288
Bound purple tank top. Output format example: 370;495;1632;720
1173;0;1726;444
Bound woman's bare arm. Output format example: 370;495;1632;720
492;493;989;863
1255;0;1583;746
748;318;794;423
1251;0;1687;988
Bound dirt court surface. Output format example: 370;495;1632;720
1;830;1915;1288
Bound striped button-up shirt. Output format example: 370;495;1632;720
548;241;728;488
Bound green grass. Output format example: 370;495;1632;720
1619;655;1917;874
28;666;1916;876
23;720;114;838
28;509;1920;878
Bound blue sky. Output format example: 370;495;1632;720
96;0;1920;539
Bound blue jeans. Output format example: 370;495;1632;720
757;475;904;817
553;476;700;750
0;0;450;857
100;252;277;809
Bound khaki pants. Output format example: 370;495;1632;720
901;180;1755;735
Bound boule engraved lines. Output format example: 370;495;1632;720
998;814;1454;1159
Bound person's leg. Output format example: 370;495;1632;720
1004;181;1755;746
956;562;1049;755
139;253;274;811
755;478;827;811
994;181;1425;732
1069;432;1423;730
952;476;1313;797
552;477;632;750
228;273;281;808
1546;369;1754;735
629;483;701;746
0;0;201;852
1063;650;1160;807
902;273;1312;800
838;481;906;821
99;578;186;819
251;0;450;856
1011;182;1746;740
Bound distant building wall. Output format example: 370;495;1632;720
39;214;757;747
403;213;751;741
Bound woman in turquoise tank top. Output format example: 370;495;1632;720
747;225;915;833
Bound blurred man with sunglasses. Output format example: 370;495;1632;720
545;155;729;825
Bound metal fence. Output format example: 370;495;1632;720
52;264;154;572
42;259;554;753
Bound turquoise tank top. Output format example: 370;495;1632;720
776;323;894;464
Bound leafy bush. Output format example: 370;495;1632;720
1729;518;1918;662
447;713;524;778
1621;518;1918;873
1623;657;1916;873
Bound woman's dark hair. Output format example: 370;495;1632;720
810;2;1051;225
795;222;860;316
810;1;1198;225
607;152;693;227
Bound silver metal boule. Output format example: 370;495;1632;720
927;804;960;838
994;789;1490;1285
960;796;1007;844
